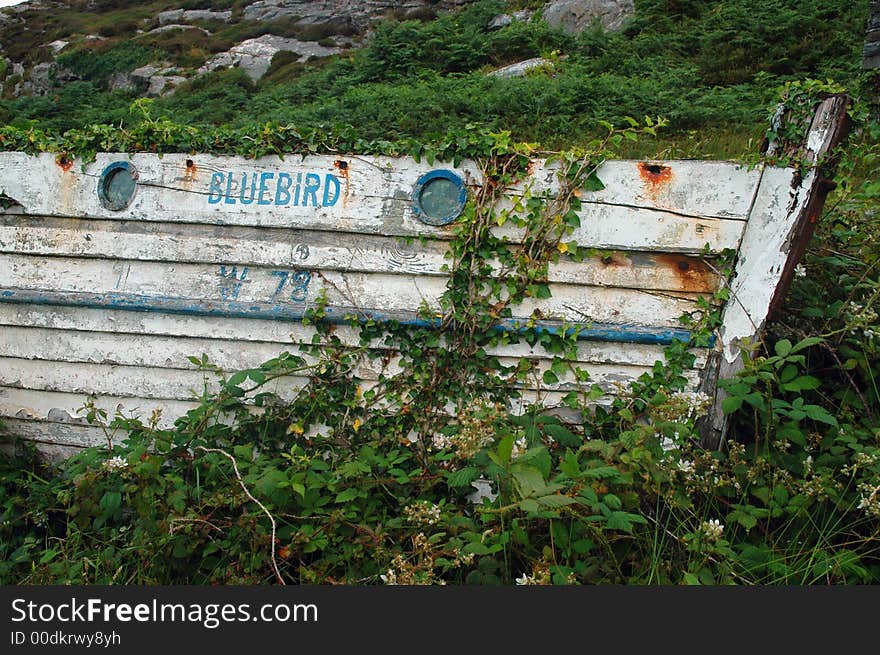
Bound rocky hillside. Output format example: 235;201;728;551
0;0;633;98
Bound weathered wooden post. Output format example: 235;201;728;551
702;94;852;447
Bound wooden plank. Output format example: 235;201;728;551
1;418;125;451
530;159;762;220
0;253;709;329
0;307;709;368
0;355;700;401
0;152;748;254
0;387;199;427
0;216;722;293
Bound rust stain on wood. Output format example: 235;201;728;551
334;159;351;206
55;154;73;172
184;159;197;182
637;162;674;204
655;253;719;293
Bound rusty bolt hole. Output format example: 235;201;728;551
601;255;614;265
186;159;195;168
678;261;690;271
644;164;667;175
335;160;348;170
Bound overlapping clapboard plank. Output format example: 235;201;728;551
0;387;199;427
0;385;591;440
2;419;122;448
0;216;722;294
0;152;750;254
0;306;709;369
528;159;763;220
0;352;700;402
1;253;709;328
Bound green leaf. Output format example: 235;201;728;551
721;396;743;414
542;369;559;385
563;209;580;228
781;375;820;392
803;404;838;426
603;493;622;510
581;172;605;192
100;491;121;514
583;465;620;480
774;339;792;357
511;465;547;498
544;423;582;447
605;511;645;532
446;466;481;488
334;488;360;503
227;371;247;387
728;509;757;532
537;494;578;508
495;434;514;465
519;498;540;513
790;336;823;353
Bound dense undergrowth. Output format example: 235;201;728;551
0;1;870;154
0;1;878;585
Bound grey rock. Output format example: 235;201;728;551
157;9;232;25
20;61;53;96
199;34;343;81
148;75;186;97
108;64;186;96
46;39;68;54
243;1;473;34
488;9;533;30
542;0;634;34
147;24;211;36
488;57;554;79
107;71;138;92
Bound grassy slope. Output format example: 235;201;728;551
1;0;871;158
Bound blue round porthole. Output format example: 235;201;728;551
412;170;468;226
97;161;138;211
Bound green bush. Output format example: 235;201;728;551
57;41;157;87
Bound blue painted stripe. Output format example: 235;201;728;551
0;288;711;346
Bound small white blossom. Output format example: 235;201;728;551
700;518;724;541
403;501;441;525
432;433;452;449
380;570;398;585
101;455;128;471
678;459;695;475
515;573;536;585
794;264;807;278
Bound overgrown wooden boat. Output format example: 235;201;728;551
0;96;849;458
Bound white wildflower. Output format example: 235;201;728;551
794;264;806;278
380;570;398;585
678;459;695;475
101;455;128;471
515;573;536;585
700;518;724;541
432;433;452;449
856;483;880;519
403;501;441;525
